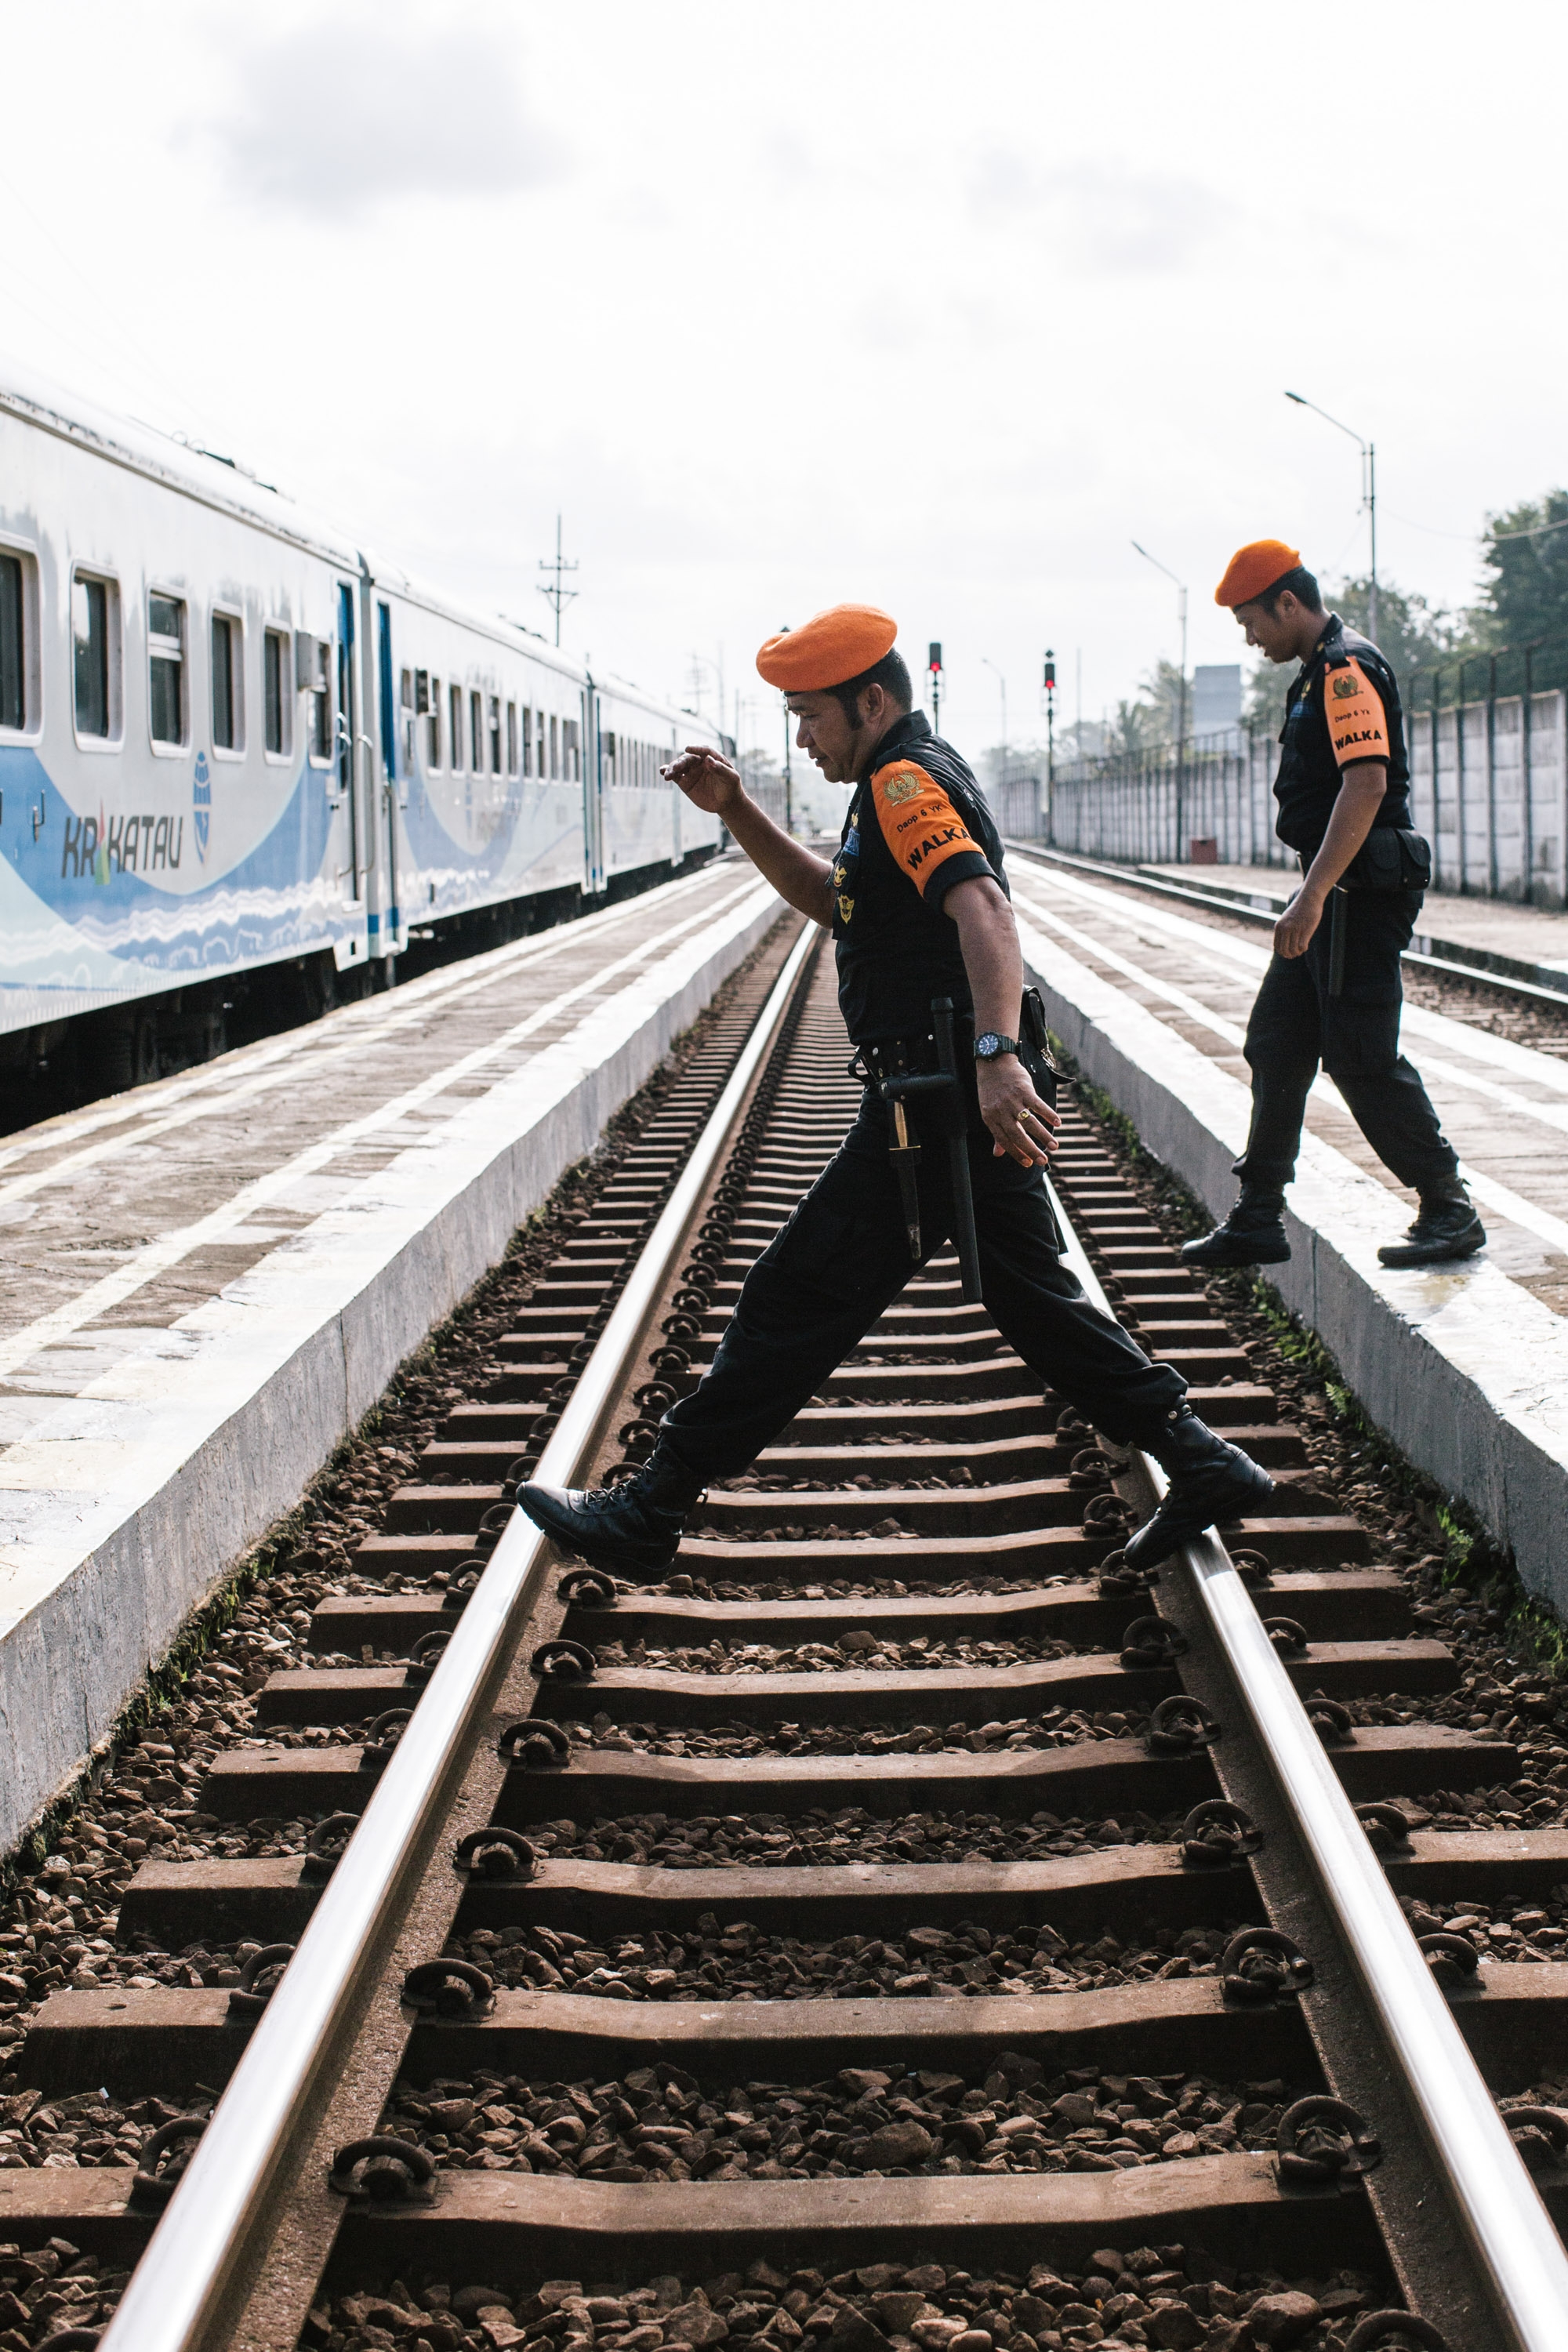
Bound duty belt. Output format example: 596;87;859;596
848;998;982;1302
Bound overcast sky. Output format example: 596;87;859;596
5;0;1564;764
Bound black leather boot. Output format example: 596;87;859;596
1180;1185;1290;1269
517;1443;706;1576
1122;1406;1275;1573
1377;1178;1486;1269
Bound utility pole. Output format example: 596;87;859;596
1044;649;1056;830
536;514;579;647
927;641;943;738
982;656;1007;781
1132;539;1189;858
1284;390;1377;645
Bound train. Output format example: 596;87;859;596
0;358;727;1098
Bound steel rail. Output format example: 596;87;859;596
100;914;819;2352
1046;1172;1568;2352
1011;840;1568;1014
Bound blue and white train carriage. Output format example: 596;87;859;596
0;360;723;1096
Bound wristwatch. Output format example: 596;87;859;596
973;1032;1021;1062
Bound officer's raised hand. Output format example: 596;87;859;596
665;745;742;815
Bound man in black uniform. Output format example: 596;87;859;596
1185;542;1484;1273
520;603;1272;1575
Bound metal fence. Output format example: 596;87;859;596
1019;637;1568;907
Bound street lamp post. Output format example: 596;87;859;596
1131;541;1189;860
1284;390;1377;646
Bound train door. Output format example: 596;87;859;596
583;683;605;898
333;582;370;966
376;599;405;958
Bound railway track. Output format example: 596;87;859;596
7;919;1568;2352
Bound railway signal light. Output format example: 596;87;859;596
1044;650;1056;694
928;641;942;677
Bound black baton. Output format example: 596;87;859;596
1327;887;1347;999
932;996;983;1305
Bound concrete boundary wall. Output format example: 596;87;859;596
1019;913;1568;1619
0;883;782;1849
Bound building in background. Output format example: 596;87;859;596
1191;664;1243;753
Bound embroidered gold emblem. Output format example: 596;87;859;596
882;771;926;805
1330;672;1359;699
837;894;855;924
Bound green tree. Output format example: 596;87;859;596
1109;698;1162;756
1472;492;1568;653
1335;575;1464;694
1138;657;1188;744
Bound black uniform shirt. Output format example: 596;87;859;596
1273;614;1412;858
830;709;1005;1045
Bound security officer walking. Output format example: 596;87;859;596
1186;542;1483;1272
521;603;1272;1577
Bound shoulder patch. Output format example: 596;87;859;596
1325;655;1390;768
870;757;981;895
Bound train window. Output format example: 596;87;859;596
521;705;532;777
73;573;115;740
417;670;440;768
488;695;502;775
211;612;242;753
0;551;24;732
148;593;185;746
470;690;482;774
401;667;415;769
603;729;616;787
506;700;517;776
263;628;291;757
310;662;330;760
549;714;558;779
296;631;331;762
449;682;463;773
564;717;580;782
536;709;546;778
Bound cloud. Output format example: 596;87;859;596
969;152;1232;275
209;13;562;216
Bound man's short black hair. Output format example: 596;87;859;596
830;646;913;724
1259;565;1323;615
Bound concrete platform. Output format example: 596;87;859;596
1009;849;1568;1618
0;859;780;1849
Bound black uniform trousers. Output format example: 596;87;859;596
662;1087;1185;1481
1233;887;1459;1196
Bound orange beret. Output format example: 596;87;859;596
1214;539;1302;608
757;603;898;691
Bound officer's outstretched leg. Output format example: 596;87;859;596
517;1101;921;1575
1319;891;1484;1267
1182;953;1318;1270
968;1148;1273;1571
